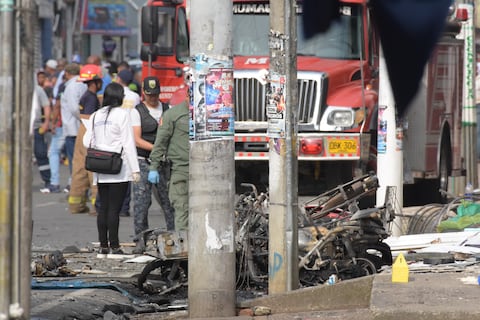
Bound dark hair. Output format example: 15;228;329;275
102;82;124;109
107;60;118;75
118;61;130;70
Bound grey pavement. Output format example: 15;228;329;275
30;163;480;319
32;270;480;319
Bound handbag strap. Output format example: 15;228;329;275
89;113;97;148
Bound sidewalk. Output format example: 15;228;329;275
194;271;480;320
130;270;480;320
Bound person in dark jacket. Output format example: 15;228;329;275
131;76;175;253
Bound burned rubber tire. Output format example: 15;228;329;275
138;259;188;295
338;257;378;280
356;242;393;271
137;259;165;293
355;257;378;275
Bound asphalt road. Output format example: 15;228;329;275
31;162;321;252
30;163;183;319
29;162;317;319
32;163;167;253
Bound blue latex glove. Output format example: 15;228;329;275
148;170;160;184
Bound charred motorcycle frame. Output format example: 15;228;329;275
137;173;395;293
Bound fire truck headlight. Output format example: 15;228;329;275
327;109;354;127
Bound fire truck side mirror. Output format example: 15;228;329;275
141;6;158;44
140;44;158;62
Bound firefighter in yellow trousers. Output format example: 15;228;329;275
68;64;103;214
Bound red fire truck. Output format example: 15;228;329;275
139;0;471;202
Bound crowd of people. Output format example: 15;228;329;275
32;55;189;254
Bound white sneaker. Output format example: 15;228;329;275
40;187;50;194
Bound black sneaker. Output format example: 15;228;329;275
111;247;124;254
99;247;109;254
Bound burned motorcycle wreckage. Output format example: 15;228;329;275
298;174;395;286
137;173;395;294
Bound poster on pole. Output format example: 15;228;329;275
378;106;387;154
267;72;286;138
191;54;234;140
204;68;234;136
81;0;131;36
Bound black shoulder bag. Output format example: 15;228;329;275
85;113;123;174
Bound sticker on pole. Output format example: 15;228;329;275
378;106;387;154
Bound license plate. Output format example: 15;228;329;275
328;139;357;154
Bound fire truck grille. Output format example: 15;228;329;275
234;78;266;122
234;78;318;123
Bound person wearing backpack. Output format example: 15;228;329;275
130;76;175;254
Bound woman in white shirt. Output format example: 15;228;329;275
84;82;140;254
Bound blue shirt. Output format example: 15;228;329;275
79;90;100;115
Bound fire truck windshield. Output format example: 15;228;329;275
232;4;363;60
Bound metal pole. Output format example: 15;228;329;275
459;2;477;188
188;0;236;317
126;0;147;55
268;0;299;294
16;0;35;317
65;3;73;62
0;0;15;318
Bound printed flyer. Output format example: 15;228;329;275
190;54;234;140
267;72;286;138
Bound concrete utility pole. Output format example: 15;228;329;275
188;0;236;317
0;0;16;318
268;0;299;293
376;49;403;237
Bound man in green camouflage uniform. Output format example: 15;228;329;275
148;100;189;230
